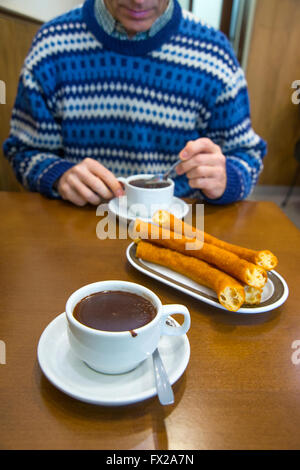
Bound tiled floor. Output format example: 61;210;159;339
248;185;300;229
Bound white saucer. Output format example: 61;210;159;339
37;313;190;406
108;196;189;223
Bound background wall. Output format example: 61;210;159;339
178;0;223;29
0;11;41;191
0;0;82;22
246;0;300;185
192;0;222;29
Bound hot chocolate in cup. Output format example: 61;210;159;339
118;174;174;218
65;280;190;374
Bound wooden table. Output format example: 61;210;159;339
1;192;300;450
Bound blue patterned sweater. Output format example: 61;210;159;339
3;0;267;204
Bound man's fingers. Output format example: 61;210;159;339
176;140;227;200
57;158;124;206
86;174;114;200
98;169;124;198
67;174;103;205
176;153;221;175
186;165;216;180
60;184;87;207
84;158;124;197
61;174;100;205
73;168;114;200
180;138;220;161
189;177;215;191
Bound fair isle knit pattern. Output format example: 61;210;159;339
3;0;266;204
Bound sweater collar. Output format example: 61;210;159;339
82;0;182;56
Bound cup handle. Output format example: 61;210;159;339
117;177;126;186
160;305;191;337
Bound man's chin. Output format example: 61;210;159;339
121;20;155;37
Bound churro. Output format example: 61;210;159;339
134;219;267;289
244;286;262;306
152;210;278;271
135;240;245;312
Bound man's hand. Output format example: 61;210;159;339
176;138;227;200
57;158;124;206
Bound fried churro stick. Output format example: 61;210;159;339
244;286;262;306
152;210;278;271
134;219;267;289
135;241;245;312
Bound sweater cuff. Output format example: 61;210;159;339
37;159;75;199
201;159;245;205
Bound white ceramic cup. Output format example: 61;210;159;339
118;174;174;218
65;280;190;374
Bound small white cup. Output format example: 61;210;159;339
118;174;174;218
65;280;190;374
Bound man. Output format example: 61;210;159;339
3;0;266;206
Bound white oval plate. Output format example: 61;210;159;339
127;243;289;314
37;313;190;406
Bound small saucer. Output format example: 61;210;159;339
108;196;189;223
37;313;190;406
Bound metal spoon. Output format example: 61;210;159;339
152;348;174;405
145;160;181;186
